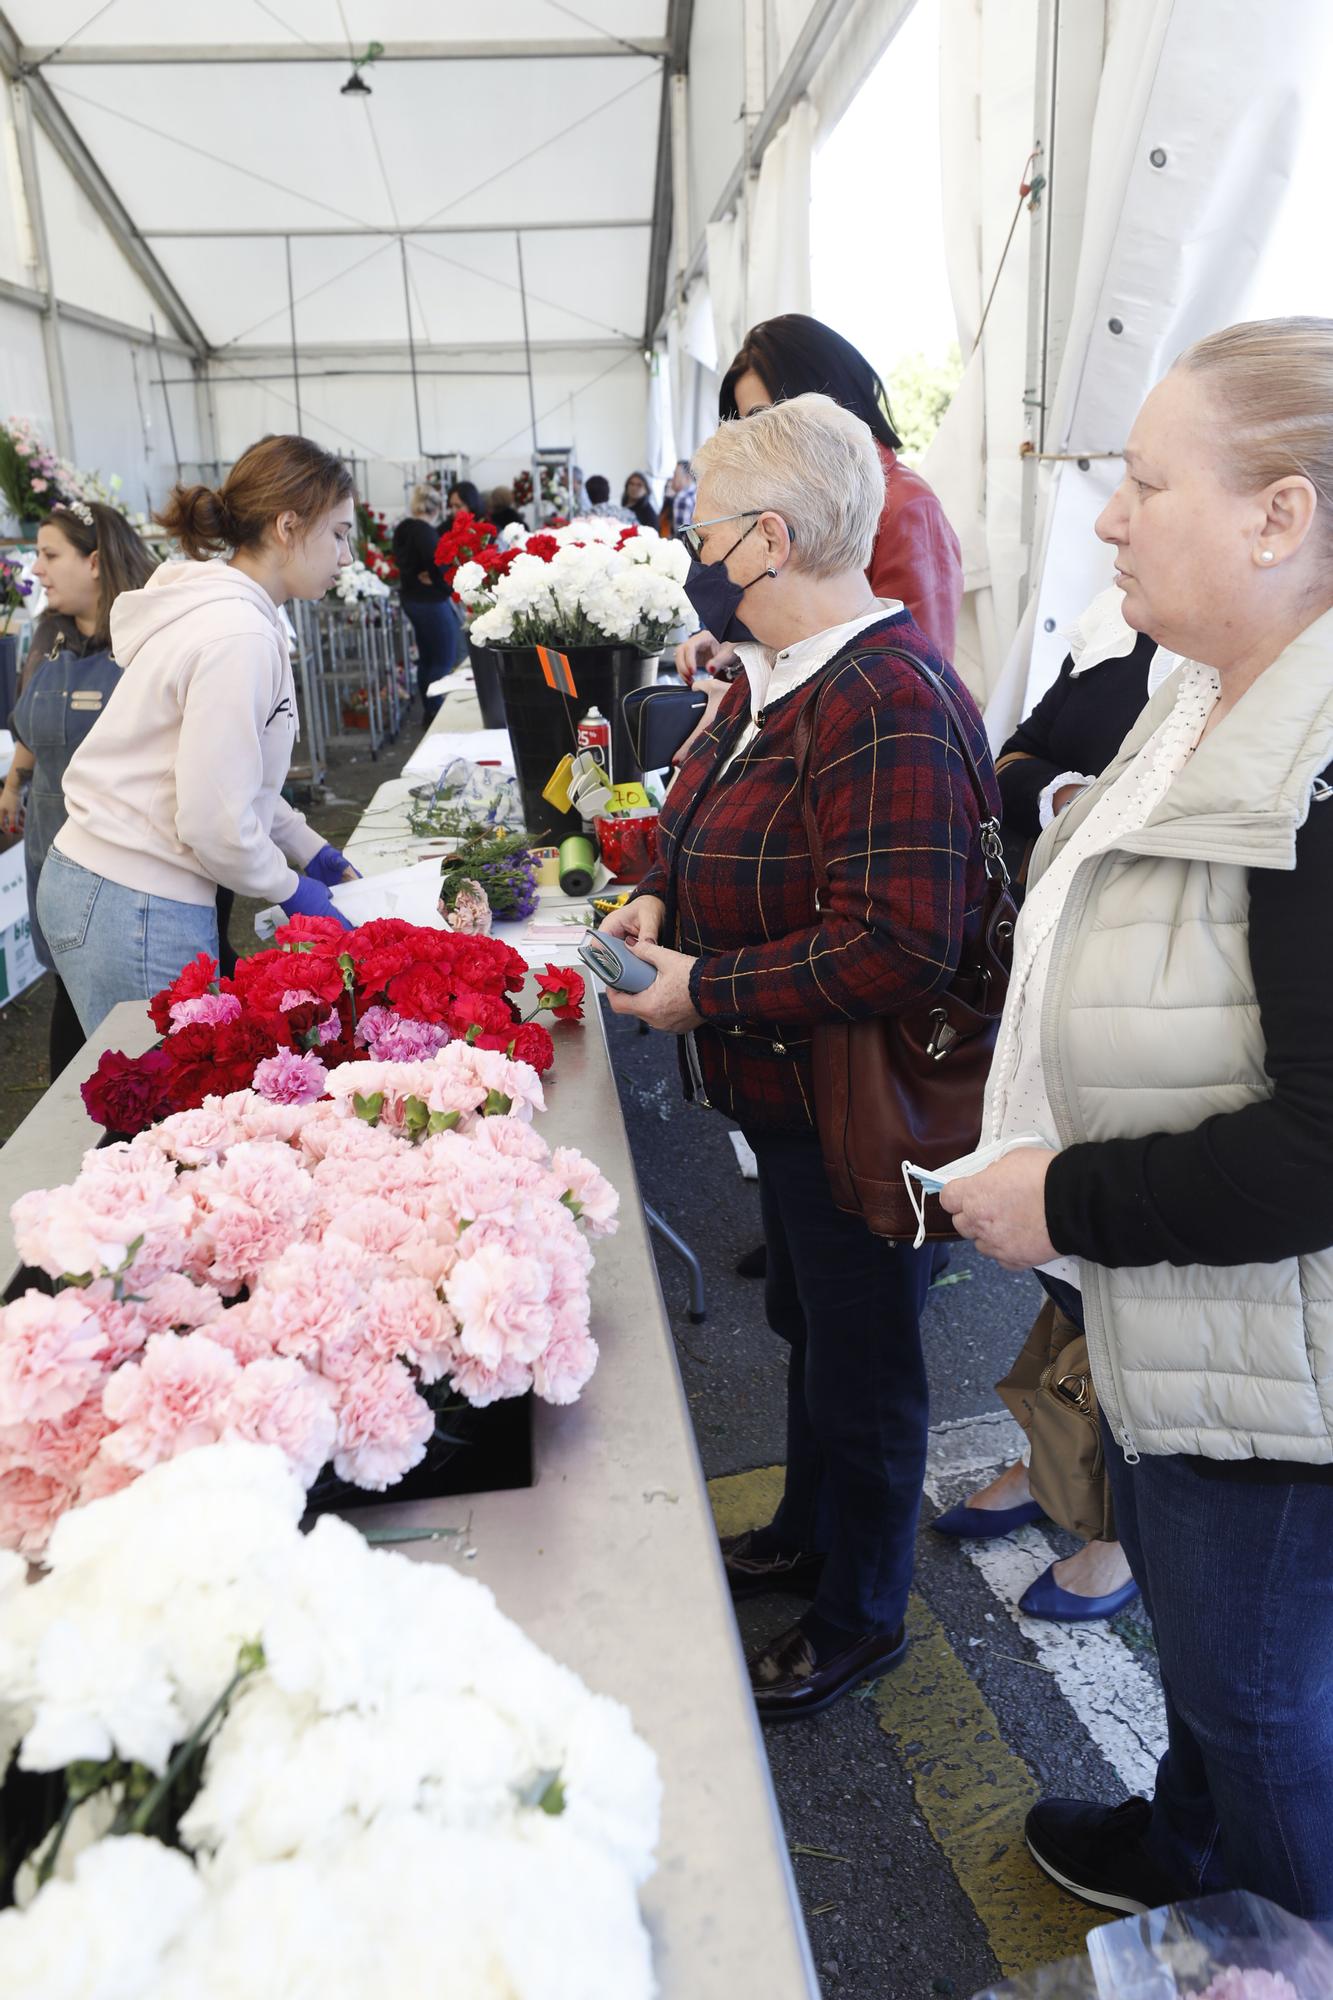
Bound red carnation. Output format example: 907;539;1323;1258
148;951;218;1035
445;990;515;1039
384;964;455;1024
533;963;586;1023
273;914;348;949
81;1047;175;1134
525;533;560;563
508;1021;555;1075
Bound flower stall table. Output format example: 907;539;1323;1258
0;988;819;1999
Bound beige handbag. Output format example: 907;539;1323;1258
996;1298;1116;1543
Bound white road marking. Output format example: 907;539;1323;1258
925;1412;1167;1796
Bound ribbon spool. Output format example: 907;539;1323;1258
558;833;597;898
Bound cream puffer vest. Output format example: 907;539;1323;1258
1028;604;1333;1464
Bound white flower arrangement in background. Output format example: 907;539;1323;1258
331;558;391;605
459;520;695;654
0;1441;661;1999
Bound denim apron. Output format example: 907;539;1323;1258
12;646;120;967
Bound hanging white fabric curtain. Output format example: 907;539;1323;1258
991;0;1333;742
705;211;746;380
745;98;816;328
918;0;1037;705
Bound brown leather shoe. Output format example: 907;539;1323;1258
719;1530;825;1602
748;1620;908;1722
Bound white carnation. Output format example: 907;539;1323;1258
0;1835;202;2000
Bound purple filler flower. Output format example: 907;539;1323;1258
252;1047;329;1105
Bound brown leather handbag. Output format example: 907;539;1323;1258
794;650;1017;1241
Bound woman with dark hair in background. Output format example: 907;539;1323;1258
621;472;659;530
0;501;156;1075
393;482;462;724
37;435;361;1036
447;479;483;521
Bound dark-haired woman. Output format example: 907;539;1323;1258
679;314;963;682
0;502;156;1074
37;436;361;1038
622;472;659;530
447;480;483;521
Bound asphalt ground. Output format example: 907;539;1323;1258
0;711;1165;2000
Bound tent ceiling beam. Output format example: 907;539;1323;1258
0;9;209;355
0;268;193;352
644;0;693;345
673;0;863;309
20;39;669;67
215;338;641;361
142;219;652;240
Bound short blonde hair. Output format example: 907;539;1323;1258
1179;317;1333;563
692;392;885;577
410;482;441;518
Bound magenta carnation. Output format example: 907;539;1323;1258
252;1048;329;1106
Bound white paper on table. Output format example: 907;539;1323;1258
331;860;449;928
427;667;475;696
402;728;514;781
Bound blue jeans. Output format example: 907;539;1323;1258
403;597;462;722
37;849;221;1038
1043;1278;1333;1918
752;1131;934;1634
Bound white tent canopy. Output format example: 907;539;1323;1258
0;0;1329;713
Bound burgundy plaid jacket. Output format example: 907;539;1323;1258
636;611;1000;1135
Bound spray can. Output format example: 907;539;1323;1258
576;705;612;779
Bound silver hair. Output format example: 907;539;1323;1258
691;393;885;578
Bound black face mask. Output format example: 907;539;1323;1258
683;557;759;646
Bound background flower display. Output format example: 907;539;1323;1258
0;416;145;533
453;518;694;653
355;499;398;584
0;1443;661;1997
78;916;561;1135
1;1029;617;1555
330;557;391;605
0;554;32;631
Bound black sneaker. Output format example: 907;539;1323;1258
1025;1796;1179;1914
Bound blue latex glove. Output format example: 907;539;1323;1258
280;873;353;929
305;842;359;887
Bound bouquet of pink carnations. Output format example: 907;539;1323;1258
0;1042;618;1558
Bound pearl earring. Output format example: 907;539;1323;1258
1259;550;1275;563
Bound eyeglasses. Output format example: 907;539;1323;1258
675;510;763;562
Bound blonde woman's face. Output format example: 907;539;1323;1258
33;523;98;619
1096;369;1271;660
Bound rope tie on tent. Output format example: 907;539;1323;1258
971;146;1047;357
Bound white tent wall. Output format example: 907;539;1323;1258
203;343;650;517
986;0;1333;745
61;318;205;515
0;296;52;434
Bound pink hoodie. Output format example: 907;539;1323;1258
56;561;323;906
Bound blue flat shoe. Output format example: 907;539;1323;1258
930;1498;1045;1540
1019;1561;1140;1622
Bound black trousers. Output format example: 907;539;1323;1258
404;597;463;723
751;1130;934;1635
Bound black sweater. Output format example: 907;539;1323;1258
998;633;1159;839
1045;774;1333;1274
392;516;450;602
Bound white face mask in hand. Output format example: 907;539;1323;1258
901;1134;1049;1250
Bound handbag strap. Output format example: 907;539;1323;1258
792;643;1010;901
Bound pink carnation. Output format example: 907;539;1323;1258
251;1243;372;1380
100;1331;240;1472
355;1007;452;1063
446;1351;532;1407
0;1290;107;1425
279;988;325;1011
76;1451;137;1507
360;1273;456;1382
0;1391;110;1485
549;1147;620;1238
331;1359;435;1490
224;1358;337;1485
531;1328;599;1405
151;1099;249;1166
0;1465;69;1557
324;1194;425;1263
252;1048;329;1106
471;1118;550;1167
445;1242;554;1368
185;1141;316;1292
168;992;242;1031
1196;1974;1303;2000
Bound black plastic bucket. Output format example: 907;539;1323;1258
467;640;508;730
492;645;657;841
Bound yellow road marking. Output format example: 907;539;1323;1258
709;1466;1102;1977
